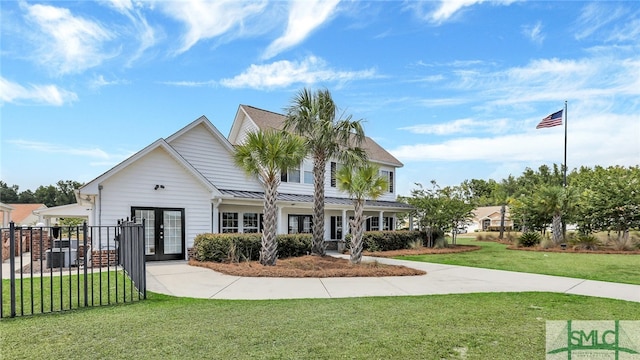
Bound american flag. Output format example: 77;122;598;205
536;110;563;129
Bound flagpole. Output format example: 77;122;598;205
563;100;568;187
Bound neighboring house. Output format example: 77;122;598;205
76;105;412;261
0;203;47;226
466;206;513;233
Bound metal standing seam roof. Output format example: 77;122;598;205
219;189;414;209
240;105;404;167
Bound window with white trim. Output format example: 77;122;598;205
243;213;259;233
380;170;394;193
303;160;313;184
221;212;239;233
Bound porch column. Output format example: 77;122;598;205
341;209;347;241
409;215;414;230
212;198;222;233
379;211;384;231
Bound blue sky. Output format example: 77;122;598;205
1;0;639;197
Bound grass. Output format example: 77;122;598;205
1;271;141;317
398;237;640;285
1;291;638;359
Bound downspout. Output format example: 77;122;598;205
98;185;103;227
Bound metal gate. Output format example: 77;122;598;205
1;221;146;319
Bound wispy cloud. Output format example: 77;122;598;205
22;2;115;75
522;21;544;45
101;0;157;65
400;118;510;135
262;0;340;59
90;75;130;89
220;56;377;90
407;0;516;25
0;76;77;106
8;140;112;159
573;3;626;41
157;0;268;55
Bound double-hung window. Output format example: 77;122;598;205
380;170;394;193
243;213;259;233
221;212;239;233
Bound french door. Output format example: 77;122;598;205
132;207;185;261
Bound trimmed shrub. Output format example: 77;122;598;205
518;232;542;247
193;233;312;262
361;230;423;252
276;234;313;258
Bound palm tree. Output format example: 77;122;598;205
336;163;388;264
284;88;366;256
233;130;306;265
534;185;576;245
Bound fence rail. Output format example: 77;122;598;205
1;221;146;319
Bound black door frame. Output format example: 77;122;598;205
132;207;185;261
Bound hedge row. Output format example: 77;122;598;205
192;233;312;262
347;230;423;252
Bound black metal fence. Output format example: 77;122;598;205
1;221;146;318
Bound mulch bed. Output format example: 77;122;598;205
189;255;426;278
189;245;483;278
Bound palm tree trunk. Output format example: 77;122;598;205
261;179;278;266
499;204;505;240
552;213;563;245
311;155;327;256
350;199;365;264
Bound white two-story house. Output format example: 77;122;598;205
76;105;412;261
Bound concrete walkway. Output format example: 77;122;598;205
145;255;640;303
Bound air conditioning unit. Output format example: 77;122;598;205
46;248;78;268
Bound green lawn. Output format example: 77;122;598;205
2;271;141;317
399;237;640;284
1;291;639;359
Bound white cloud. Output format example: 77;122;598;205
522;21;544;44
390;112;639;168
22;3;115;75
400;118;510;135
408;0;516;25
8;140;111;159
102;0;157;65
262;0;340;59
220;56;377;89
0;76;77;106
573;3;626;41
90;75;130;89
157;0;268;54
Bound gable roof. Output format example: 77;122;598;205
79;137;220;197
0;203;46;224
235;105;404;167
165;115;238;154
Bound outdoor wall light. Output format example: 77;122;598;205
154;184;165;190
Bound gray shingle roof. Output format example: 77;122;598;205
240;105;403;167
219;189;414;210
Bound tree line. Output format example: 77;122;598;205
0;180;83;207
403;164;640;246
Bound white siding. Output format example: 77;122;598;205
169;123;263;191
279;160;398;202
235;116;259;145
96;147;212;251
